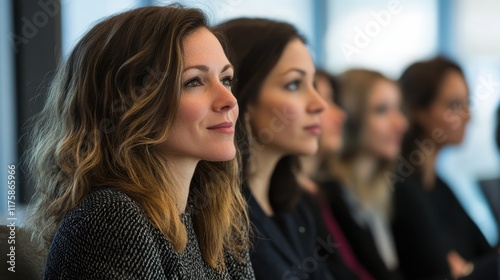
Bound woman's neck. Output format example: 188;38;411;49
167;156;199;213
353;154;378;184
300;155;319;178
298;155;320;195
419;149;439;190
247;149;283;216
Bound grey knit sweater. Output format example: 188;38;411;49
43;187;255;279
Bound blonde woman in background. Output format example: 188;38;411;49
319;69;408;280
299;70;377;280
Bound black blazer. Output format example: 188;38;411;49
322;180;404;280
244;188;335;280
303;193;363;280
392;174;453;280
392;174;500;280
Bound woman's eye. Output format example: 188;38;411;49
285;80;301;91
374;104;389;114
184;77;202;87
449;101;462;110
221;76;233;88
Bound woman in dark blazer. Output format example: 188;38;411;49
392;56;500;280
215;19;335;280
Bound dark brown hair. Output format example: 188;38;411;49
214;18;306;213
399;56;465;161
316;69;341;105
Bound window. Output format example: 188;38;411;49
323;0;438;78
0;0;16;222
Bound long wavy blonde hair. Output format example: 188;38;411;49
25;5;249;268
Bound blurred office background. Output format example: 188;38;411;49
1;0;499;243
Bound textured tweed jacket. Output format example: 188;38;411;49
43;187;255;279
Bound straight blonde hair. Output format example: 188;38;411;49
331;69;397;217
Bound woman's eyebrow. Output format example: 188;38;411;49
280;68;306;76
183;64;234;73
221;64;234;73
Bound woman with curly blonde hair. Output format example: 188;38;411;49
25;5;253;279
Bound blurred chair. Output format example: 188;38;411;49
0;225;47;280
479;178;500;229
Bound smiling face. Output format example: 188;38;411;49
363;79;408;161
159;27;238;161
246;38;326;156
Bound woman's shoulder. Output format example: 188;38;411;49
83;186;141;207
66;187;146;222
224;249;256;279
393;172;423;191
318;179;348;210
319;178;343;190
390;173;429;207
45;189;175;278
55;187;157;243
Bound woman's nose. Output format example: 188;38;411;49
307;87;326;115
213;83;237;112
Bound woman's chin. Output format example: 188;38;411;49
294;143;320;156
201;146;236;162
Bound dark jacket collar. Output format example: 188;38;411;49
243;187;303;265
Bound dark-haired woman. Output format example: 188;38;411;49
392;56;500;280
215;19;335;280
26;6;254;279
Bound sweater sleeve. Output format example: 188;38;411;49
44;191;172;280
225;249;255;279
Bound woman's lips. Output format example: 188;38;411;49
304;124;322;135
207;122;234;134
